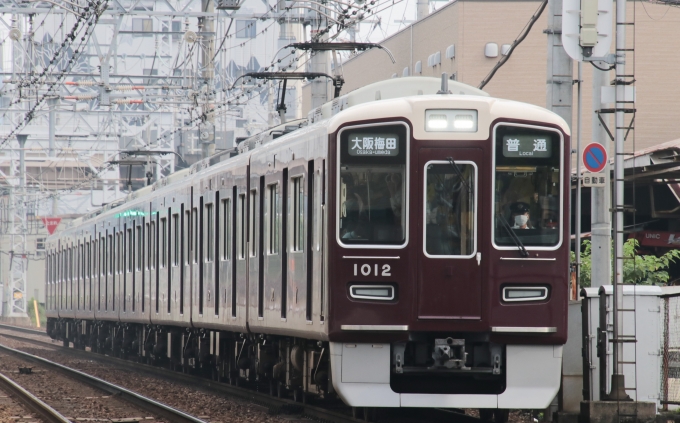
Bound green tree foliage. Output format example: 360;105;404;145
572;239;680;287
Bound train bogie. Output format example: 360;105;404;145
46;76;570;410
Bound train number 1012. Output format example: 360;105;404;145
354;263;391;277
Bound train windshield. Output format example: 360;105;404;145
338;124;408;246
424;161;476;257
493;125;562;248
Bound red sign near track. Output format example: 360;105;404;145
41;217;62;235
582;143;608;173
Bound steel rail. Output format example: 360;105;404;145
0;333;485;423
0;342;208;423
0;332;363;423
0;323;49;337
0;371;71;423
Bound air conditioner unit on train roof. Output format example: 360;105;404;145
307;76;489;123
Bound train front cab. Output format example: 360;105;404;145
327;99;570;410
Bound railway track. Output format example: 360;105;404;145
0;369;69;423
0;324;488;423
0;341;208;423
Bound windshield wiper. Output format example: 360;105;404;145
446;156;472;195
496;212;529;257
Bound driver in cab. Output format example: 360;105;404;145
510;202;532;229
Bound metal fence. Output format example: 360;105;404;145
661;293;680;410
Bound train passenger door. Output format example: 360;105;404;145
417;148;483;320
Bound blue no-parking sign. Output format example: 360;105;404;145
582;143;608;173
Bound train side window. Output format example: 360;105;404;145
493;125;562;248
180;204;186;315
101;236;106;277
267;183;279;255
184;211;190;265
86;238;92;278
206;203;214;262
78;243;82;310
128;228;133;273
172;213;180;267
150;221;156;270
161;217;167;268
137;224;142;271
238;193;246;260
87;241;92;278
292;176;304;252
214;192;220;316
221;198;230;260
108;234;113;276
250;189;257;257
145;223;150;270
118;232;123;275
193;208;198;263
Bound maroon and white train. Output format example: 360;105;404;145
46;76;570;417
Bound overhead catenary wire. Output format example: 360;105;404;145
477;0;548;89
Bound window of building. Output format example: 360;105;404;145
132;18;153;32
236;20;256;38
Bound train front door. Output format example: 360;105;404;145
417;148;482;320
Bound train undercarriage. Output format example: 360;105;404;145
47;317;331;404
46;317;561;423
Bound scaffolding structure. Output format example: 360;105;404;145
0;0;390;317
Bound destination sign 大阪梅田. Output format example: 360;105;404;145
347;133;399;157
502;134;552;158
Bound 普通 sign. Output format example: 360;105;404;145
502;135;552;158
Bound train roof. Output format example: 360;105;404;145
327;93;571;140
53;76;569;236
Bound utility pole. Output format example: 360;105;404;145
8;134;28;318
48;96;59;216
545;0;573;125
200;0;216;159
545;0;572;415
416;0;429;21
309;2;329;109
276;0;298;122
608;0;630;400
590;67;611;291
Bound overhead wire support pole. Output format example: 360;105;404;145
9;134;28;317
575;61;582;296
607;0;632;401
200;0;216;160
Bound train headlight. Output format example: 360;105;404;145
425;109;478;132
453;114;475;129
502;286;549;302
350;285;395;301
426;114;448;130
